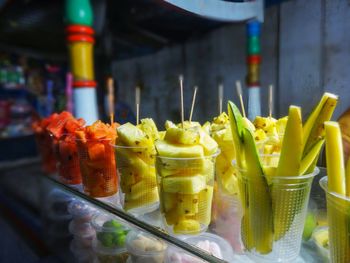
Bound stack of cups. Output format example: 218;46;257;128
68;200;97;263
91;214;130;263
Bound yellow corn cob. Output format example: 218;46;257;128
276;106;303;176
325;121;346;195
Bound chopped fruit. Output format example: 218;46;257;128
173;219;201;234
155;140;204;158
164;127;200;145
116;119;160;211
162;175;206;194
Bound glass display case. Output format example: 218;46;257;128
32;166;329;263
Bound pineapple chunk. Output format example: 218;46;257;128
199;129;218;155
276;116;288;135
173;219;201;234
162;192;177;212
159;131;166;140
197;186;213;225
124;187;159;211
116;147;149;175
177;194;199;216
139;118;159;141
219;166;238;195
120;168;137;186
177;121;201;129
162;175;206;194
117;123;152;147
254;116;277;132
155;140;204;158
213;112;229;125
165;120;176;130
202;121;211;134
254;128;267;142
130;179;158;200
164;127;200;145
164;209;180;226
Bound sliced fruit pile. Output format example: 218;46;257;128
228;92;338;254
32;114;59;173
155;121;218;234
116;119;159;211
209;112;237;195
45;111;85;184
96;219;129;248
75;120;119;197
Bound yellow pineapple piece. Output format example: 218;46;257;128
155;140;204;158
162;175;206;194
159;131;166;140
219;166;238;195
177;121;201;129
173;219;201;234
177;194;199;216
199;129;218;155
164;209;180;226
254;128;267;142
124;187;159;211
130;179;158;200
117;123;152;147
164;127;200;145
138;118;159;140
162;192;177;212
165;120;176;130
276;116;288;135
197;186;214;225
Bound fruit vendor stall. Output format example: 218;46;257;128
0;0;350;263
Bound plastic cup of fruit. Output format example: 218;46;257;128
68;200;97;224
156;151;219;236
311;226;330;260
70;238;95;263
57;134;82;185
76;138;118;198
165;232;234;262
92;238;129;263
236;162;319;263
35;130;57;174
92;213;129;250
320;176;350;263
69;220;96;247
211;190;243;254
126;231;167;263
113;145;159;215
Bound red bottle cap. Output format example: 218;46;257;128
65;25;95;36
67;34;95;44
73;80;97;88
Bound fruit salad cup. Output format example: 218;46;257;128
35;130;57;174
76;138;118;198
156;152;219;235
114;145;159;215
57;134;82;185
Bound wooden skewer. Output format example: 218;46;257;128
107;77;114;125
179;75;184;128
218;83;224;114
236;80;246;118
269;84;273;118
189;86;198;123
135;86;141;125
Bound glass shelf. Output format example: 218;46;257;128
38;167;329;263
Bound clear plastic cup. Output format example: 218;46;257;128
156;152;219;235
237;166;319;262
92;238;129;263
126;231;167;263
69;220;96;247
320;176;350;263
76;138;118;198
165;232;234;262
35;131;57;174
113;145;159;215
57;134;82;185
92;213;129;250
68;200;97;224
211;191;243;253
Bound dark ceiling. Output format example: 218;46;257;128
0;0;287;61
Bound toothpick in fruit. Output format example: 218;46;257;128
189;86;198;123
135;86;141;125
269;84;273;118
107;77;114;125
235;80;246;118
179;75;185;128
218;83;223;114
